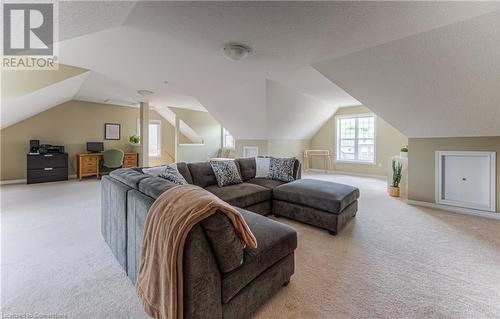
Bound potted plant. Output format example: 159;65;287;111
129;134;140;152
400;145;408;158
389;159;402;197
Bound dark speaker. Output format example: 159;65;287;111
29;139;40;153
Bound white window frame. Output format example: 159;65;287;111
335;113;376;164
222;127;235;149
136;118;162;158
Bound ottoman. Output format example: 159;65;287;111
273;179;359;235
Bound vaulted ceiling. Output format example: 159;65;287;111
3;1;499;138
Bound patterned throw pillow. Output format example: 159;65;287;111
159;165;188;185
210;160;243;187
270;157;296;182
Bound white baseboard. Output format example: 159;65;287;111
305;168;387;180
0;178;26;185
0;174;78;185
407;199;500;220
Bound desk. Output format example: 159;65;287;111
77;152;138;180
303;150;332;171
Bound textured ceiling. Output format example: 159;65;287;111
5;1;499;139
314;10;500;138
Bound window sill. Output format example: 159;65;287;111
335;160;376;166
149;155;162;158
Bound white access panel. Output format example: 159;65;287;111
435;151;496;212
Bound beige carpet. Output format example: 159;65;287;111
2;173;500;318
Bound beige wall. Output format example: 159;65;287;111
170;107;222;163
233;139;268;158
267;139;311;161
0;100;177;180
310;105;407;176
233;139;310;161
408;137;500;212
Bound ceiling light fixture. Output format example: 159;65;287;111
222;43;251;61
137;90;154;97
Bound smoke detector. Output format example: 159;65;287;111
222;43;251;61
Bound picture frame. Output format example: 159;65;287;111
104;123;121;140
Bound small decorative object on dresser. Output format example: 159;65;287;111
389;159;402;197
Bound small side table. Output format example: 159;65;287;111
303;150;332;172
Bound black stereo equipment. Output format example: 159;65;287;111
39;144;65;154
29;139;40;153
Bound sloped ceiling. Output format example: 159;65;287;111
1;64;88;101
266;80;338;140
1;72;89;129
313;11;500;138
5;2;499;139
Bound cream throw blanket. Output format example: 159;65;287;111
135;184;257;319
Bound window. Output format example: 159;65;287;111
222;127;234;148
336;114;375;163
136;119;161;157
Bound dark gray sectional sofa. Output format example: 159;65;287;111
101;158;300;319
101;157;359;319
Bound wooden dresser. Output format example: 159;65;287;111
27;153;69;184
77;152;138;180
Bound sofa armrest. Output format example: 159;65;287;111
127;189;223;318
183;225;223;318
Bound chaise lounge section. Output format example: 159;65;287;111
273;179;359;235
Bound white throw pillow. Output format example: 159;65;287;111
143;163;177;177
255;157;271;178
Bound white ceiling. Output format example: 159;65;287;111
6;1;499;139
266;80;338;140
314;10;500;138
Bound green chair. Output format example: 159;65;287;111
100;149;124;176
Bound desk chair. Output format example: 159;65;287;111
100;149;124;176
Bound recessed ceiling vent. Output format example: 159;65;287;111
222;43;251;61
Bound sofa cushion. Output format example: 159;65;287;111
143;165;169;177
200;212;245;273
109;168;150;188
221;208;297;303
273;179;360;214
210;160;243;187
235;158;256;181
255;157;271;178
246;178;285;189
188;162;217;188
138;176;178;199
205;183;271;208
176;162;193;184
